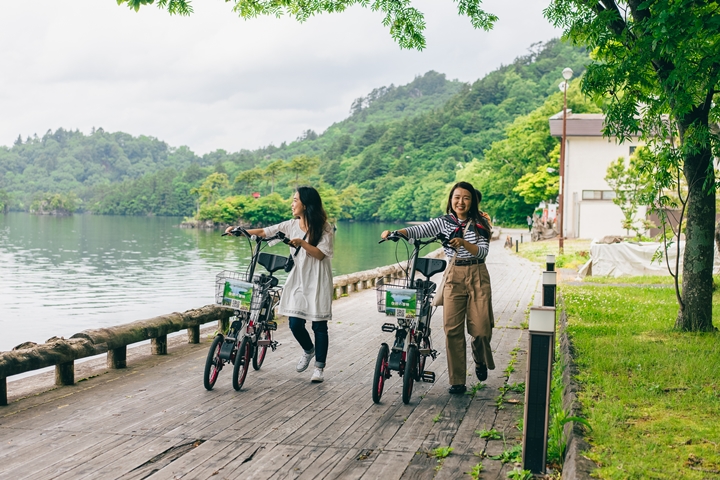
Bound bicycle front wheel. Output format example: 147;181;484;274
232;337;252;391
372;343;389;404
253;328;271;370
203;335;224;391
402;345;418;404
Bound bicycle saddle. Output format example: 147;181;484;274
415;258;446;279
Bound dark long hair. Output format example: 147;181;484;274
445;181;492;233
297;186;327;247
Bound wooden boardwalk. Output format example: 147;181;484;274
0;241;541;479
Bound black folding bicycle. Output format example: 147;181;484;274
374;232;450;404
204;227;289;391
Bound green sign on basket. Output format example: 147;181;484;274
385;287;416;318
221;279;253;311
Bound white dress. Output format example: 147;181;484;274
264;219;334;321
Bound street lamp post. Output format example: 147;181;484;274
558;67;573;254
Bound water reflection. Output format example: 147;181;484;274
0;213;407;351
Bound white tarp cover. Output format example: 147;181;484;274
584;241;720;277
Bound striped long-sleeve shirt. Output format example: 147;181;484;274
404;215;490;260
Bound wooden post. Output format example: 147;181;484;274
108;346;127;369
1;377;7;406
55;362;74;386
187;325;200;344
151;335;167;355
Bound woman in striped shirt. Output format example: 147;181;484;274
381;181;494;394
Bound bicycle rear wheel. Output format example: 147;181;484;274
372;343;389;404
203;335;224;391
402;345;418;404
232;337;252;391
253;328;271;370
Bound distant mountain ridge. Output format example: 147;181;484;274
0;39;593;223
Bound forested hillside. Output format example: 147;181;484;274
0;39;597;224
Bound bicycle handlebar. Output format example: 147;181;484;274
223;227;290;245
380;231;454;250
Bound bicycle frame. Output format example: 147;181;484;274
385;237;447;357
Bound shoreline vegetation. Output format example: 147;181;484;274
512;241;720;477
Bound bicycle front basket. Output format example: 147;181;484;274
376;278;417;319
216;270;256;311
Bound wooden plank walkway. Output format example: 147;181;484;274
0;241;541;480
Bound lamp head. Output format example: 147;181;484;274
562;67;573;80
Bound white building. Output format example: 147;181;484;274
549;112;645;239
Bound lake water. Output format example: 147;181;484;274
0;213;411;352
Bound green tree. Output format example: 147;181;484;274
191;172;230;217
0;189;11;213
604;148;654;237
286;155;320;187
264;159;286;193
234;168;263;194
29;192;78;215
513;145;560;207
545;0;720;331
241;192;292;226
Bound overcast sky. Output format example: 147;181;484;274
0;1;561;155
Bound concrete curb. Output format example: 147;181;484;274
558;308;599;480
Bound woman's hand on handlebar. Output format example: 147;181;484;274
222;226;247;237
288;237;305;249
379;229;408;243
447;237;467;250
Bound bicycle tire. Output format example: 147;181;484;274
402;345;418;404
417;336;432;381
232;337;252;391
203;335;224;391
253;327;271;370
372;343;390;404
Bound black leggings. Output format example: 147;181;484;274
288;317;328;368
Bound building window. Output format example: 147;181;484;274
629;146;637;156
582;190;616;200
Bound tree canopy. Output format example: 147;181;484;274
118;0;498;50
545;0;719;331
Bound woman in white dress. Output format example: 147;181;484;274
226;186;334;383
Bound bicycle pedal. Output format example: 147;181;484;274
270;341;279;351
267;321;277;331
381;323;396;333
430;349;438;360
421;371;436;383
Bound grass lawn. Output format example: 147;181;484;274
511;238;592;270
561;283;720;479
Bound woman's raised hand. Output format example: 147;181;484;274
381;230;390;240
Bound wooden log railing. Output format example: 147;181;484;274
0;249;444;406
0;305;234;406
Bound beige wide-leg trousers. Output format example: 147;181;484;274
442;262;495;386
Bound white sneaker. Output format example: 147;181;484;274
296;348;314;372
311;368;324;383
